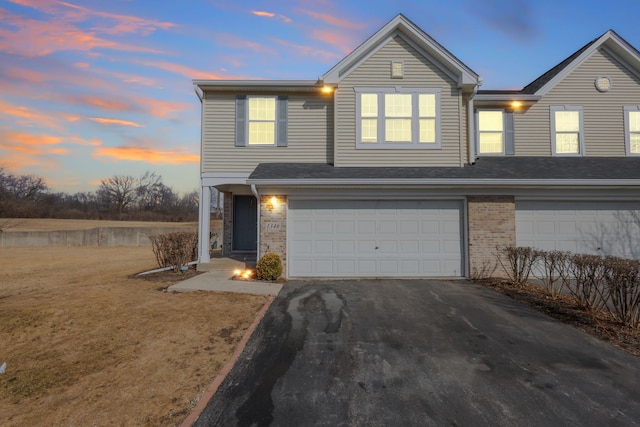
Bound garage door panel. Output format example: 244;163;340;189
288;200;463;277
516;201;640;259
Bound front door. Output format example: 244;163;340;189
232;195;257;251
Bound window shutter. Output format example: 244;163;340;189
276;96;288;147
504;112;515;155
235;95;247;147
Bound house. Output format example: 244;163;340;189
193;14;640;279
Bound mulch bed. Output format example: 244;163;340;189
477;279;640;357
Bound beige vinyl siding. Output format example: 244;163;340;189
515;48;640;156
335;35;465;167
201;93;333;173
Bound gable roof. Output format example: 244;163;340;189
321;14;480;90
478;30;640;99
476;29;640;105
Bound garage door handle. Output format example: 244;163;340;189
375;246;379;250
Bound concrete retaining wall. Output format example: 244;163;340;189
0;226;198;247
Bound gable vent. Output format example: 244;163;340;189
391;61;404;79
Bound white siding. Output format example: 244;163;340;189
201;93;333;173
335;35;466;167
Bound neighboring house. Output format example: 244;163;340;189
193;14;640;279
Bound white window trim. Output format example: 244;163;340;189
624;105;640;156
475;109;505;155
550;105;584;156
247;95;277;146
355;87;441;149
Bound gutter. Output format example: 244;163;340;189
467;86;477;165
246;178;640;187
251;184;261;260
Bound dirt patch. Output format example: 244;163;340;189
478;279;640;357
0;246;267;426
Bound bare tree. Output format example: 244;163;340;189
97;176;136;219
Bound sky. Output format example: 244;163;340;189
1;0;639;195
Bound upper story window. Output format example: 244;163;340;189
550;106;584;156
248;97;276;145
235;95;288;147
475;110;515;156
477;111;504;154
356;87;440;149
624;106;640;156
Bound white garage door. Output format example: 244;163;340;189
288;200;463;277
516;200;640;258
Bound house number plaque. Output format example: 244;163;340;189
265;222;281;231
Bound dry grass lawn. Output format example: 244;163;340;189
0;218;197;231
0;245;267;426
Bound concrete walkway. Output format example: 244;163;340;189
167;256;282;296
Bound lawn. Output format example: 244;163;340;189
0;245;267;426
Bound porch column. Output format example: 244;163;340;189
198;184;211;263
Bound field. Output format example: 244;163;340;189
0;218;198;232
0;234;266;425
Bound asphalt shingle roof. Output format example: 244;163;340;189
248;157;640;182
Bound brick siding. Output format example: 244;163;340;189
467;195;516;278
259;195;287;277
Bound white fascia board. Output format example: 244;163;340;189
201;172;250;187
193;80;322;92
474;94;541;102
247;178;640;187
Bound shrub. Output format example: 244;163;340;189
569;254;607;311
497;246;541;286
534;250;571;298
602;257;640;328
149;231;198;273
256;252;282;281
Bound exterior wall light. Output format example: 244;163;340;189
266;195;279;212
321;86;334;94
511;101;522;109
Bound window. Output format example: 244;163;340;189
248;97;275;145
235;96;288;147
625;106;640;155
356;88;440;148
550;106;583;155
477;111;504;154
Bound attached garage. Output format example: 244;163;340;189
516;200;640;259
288;200;464;277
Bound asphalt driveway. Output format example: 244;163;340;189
194;279;640;426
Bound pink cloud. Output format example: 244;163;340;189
88;117;143;127
0;7;164;57
251;10;292;23
93;146;199;165
297;9;366;30
217;33;279;57
310;29;356;53
0;99;65;130
133;59;231;80
270;37;341;62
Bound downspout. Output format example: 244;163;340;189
194;84;211;264
251;184;261;261
467;85;478;165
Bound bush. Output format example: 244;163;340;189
256;252;282;281
603;257;640;328
534;250;571;298
497;246;541;286
149;232;198;273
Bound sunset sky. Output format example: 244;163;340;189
1;0;639;194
